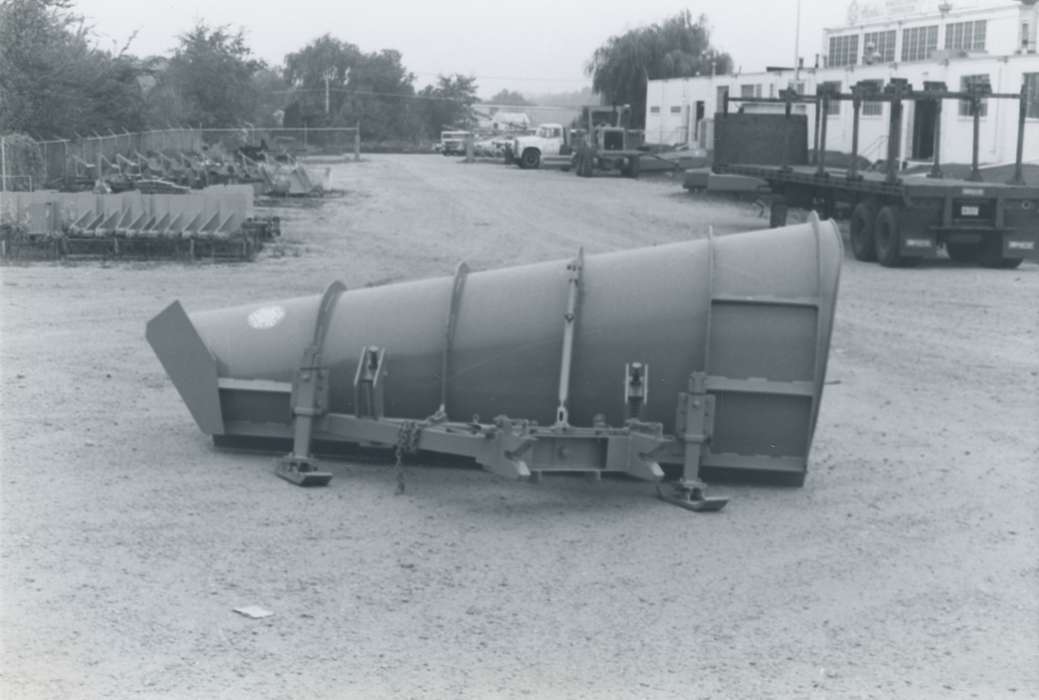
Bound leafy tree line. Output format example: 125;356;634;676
1;1;733;143
0;1;480;142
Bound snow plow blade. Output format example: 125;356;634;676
146;215;842;507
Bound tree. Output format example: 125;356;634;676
488;89;530;106
586;11;733;127
250;67;291;127
0;0;147;136
283;36;416;141
158;22;264;127
284;34;360;124
417;74;479;137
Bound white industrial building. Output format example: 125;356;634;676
645;0;1039;165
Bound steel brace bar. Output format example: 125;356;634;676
276;280;346;486
437;261;469;420
555;248;583;427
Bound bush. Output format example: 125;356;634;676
1;133;44;190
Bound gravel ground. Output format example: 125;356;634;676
1;155;1037;699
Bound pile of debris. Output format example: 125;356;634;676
0;185;279;261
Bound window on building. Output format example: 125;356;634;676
902;25;939;61
859;80;884;116
670;106;681;114
769;84;776;98
945;20;986;52
820;81;842;116
1025;73;1039;118
649;106;660;114
959;74;990;117
863;30;896;63
828;35;859;67
740;84;762;99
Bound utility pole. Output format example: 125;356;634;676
0;136;6;223
794;0;802;81
323;69;335;115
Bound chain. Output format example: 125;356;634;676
393;419;423;495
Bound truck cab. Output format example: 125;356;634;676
439;131;470;156
572;104;645;177
507;124;572;169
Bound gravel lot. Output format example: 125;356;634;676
2;155;1037;699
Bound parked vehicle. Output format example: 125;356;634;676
571;105;645;178
505;124;575;170
439;131;471;156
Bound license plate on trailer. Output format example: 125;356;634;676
960;205;980;217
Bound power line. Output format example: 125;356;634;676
408;70;589;84
274;87;589;110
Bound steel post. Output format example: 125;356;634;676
780;96;793;173
849;96;861;180
812;95;822;165
816;95;830;177
1011;82;1027;185
885;98;903;186
354;122;361;162
929;98;944;179
969;98;983;182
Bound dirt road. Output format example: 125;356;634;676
2;155;1037;699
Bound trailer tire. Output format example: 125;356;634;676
874;205;910;267
849;201;878;261
946;241;980;263
520;148;541;170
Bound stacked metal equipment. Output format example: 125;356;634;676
0;185;278;261
148;216;842;511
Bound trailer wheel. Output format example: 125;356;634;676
520;148;541;170
874;205;911;267
945;241;979;264
849;201;877;261
978;236;1024;269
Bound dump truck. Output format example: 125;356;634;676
147;217;843;511
572;105;645;178
701;78;1038;268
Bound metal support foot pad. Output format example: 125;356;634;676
656;481;728;512
276;455;333;487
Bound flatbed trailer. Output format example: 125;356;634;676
715;78;1038;268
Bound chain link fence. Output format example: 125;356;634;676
200;127;361;158
2;126;361;191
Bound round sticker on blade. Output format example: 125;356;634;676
248;305;286;330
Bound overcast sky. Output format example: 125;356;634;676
71;0;996;99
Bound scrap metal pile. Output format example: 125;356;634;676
0;185;279;261
66;146;331;199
